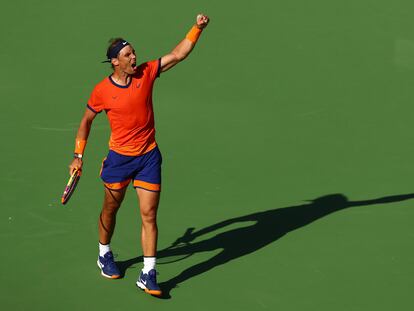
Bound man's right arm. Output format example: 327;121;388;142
68;108;97;175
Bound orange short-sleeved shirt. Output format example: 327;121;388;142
87;59;160;156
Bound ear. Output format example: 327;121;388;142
111;58;119;67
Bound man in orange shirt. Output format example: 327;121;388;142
68;14;209;296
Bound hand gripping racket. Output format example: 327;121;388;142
61;168;81;205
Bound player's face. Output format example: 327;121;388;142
117;45;137;74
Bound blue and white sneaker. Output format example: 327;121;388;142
136;269;162;296
97;251;121;279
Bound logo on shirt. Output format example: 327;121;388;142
136;82;141;88
112;96;118;100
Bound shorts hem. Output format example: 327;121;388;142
133;186;161;193
133;180;161;192
103;179;131;190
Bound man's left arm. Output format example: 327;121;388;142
160;14;210;73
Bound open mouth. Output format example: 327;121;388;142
132;63;137;71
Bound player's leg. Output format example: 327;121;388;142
136;188;160;256
97;186;128;279
135;188;162;296
132;146;163;296
99;186;128;244
97;150;133;279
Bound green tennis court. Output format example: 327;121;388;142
2;0;414;309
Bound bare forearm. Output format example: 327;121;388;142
76;116;93;140
170;38;195;62
68;109;96;174
75;108;96;140
69;118;90;175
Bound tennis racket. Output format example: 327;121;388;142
61;168;81;205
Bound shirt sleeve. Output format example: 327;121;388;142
148;58;161;81
87;85;104;113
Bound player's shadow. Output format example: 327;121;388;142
116;192;414;299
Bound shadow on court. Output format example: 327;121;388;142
117;193;414;299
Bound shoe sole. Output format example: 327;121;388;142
96;260;120;279
136;281;162;296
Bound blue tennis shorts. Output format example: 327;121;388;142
100;146;162;191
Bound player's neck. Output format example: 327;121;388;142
111;71;131;86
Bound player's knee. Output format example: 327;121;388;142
102;200;122;213
141;207;157;224
104;189;125;209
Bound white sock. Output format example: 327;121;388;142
99;242;111;257
142;256;156;274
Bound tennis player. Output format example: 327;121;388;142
68;14;209;296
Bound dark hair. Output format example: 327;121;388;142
106;37;126;68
